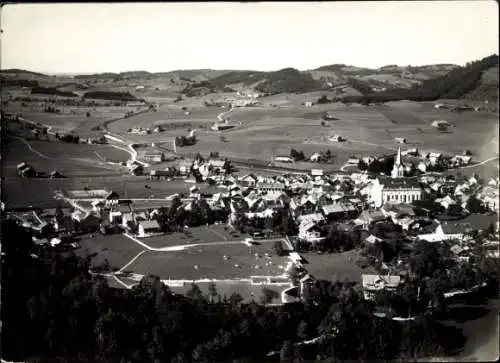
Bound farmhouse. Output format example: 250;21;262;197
322;203;358;219
303;101;313;107
298;221;326;244
329;134;345;142
311;169;324;177
362;274;402;300
66;189;119;201
137;220;162;238
394;137;406;144
310;153;321;162
274;156;293;163
211;123;235;131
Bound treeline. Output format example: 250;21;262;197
208;71;267;87
342;54;499;104
1;218;467;363
254;68;323;95
0;78;40;87
83;91;139;101
31;87;78;97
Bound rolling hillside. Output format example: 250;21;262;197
1;55;497;101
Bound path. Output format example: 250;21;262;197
10;136;50;159
458;156;499;170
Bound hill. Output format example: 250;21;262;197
341;54;499;104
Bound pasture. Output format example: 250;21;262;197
122;242;291;280
148;100;499;174
75;234;145;271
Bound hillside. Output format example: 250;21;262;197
1;55;497;101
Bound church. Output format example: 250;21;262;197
370;148;424;207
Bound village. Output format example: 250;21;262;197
7;141;499;313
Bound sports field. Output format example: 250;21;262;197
122;241;291;280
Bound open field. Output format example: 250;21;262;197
1;138;129;178
74;234;144;270
140;225;240;249
301;250;377;283
122;242;291;280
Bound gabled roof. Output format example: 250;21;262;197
362;274;401;288
139;220;161;229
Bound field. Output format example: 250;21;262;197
122;241;291;280
74;234;144;271
301;250;377;283
140;225;241;249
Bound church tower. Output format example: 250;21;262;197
391;147;405;178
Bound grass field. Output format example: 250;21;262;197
123;242;291;280
142;225;240;249
74;234;144;271
301;250;377;283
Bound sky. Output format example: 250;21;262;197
1;1;498;74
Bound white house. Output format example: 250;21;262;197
298;221;326;244
274;156;293;163
310;153;322;162
137;220;162;238
304;101;313;107
362;274;402;300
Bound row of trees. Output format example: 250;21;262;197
357;155;396;175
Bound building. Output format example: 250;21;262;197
274;156;293;164
310;153;321;162
370;177;423;208
322;203;358;219
329;134;345;142
137;220;162;238
298;221;326;244
211;123;235;131
391;147;405;179
362;274;402;300
394;137;406;144
256;182;285;193
137;150;164;163
304;101;313;107
311;169;324;177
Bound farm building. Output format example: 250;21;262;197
323;112;337;120
311;169;324;177
137;220;162;238
211;123;235;131
66;189;118;200
298;222;326;244
310;153;321;162
16;162;36;178
329;134;345;142
394;137;406;144
431;120;451;129
347;158;360;165
362;274;402;300
274;156;293;163
137;150;164;163
149;168;176;180
303;101;313;107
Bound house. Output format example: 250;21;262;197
211;123;235;131
274;156;293;163
322;203;358;219
450;244;470;262
365;234;383;245
347;158;359;165
354;210;387;229
435;195;457;210
130;164;144;176
137;220;162;238
256;182;285;193
310;153;322;162
72;212;101;233
478;186;499;212
362;274;402;300
304;101;313;107
149;168;176;180
329;134;345;142
395;137;406;144
239;174;258;187
17;162;36;178
179;159;194;175
208;159;229;173
418;214;498;242
296;213;325;225
298;221;326;244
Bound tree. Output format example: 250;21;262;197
280;340;294;362
358;159;368;171
367;159;382;173
466;196;486;213
207;282;218;303
260;288;279;304
186;283;204;302
229;292;243;307
274;241;285;256
86;112;91;117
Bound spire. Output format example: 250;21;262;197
396;147;402;166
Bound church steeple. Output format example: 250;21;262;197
391;147;404;178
